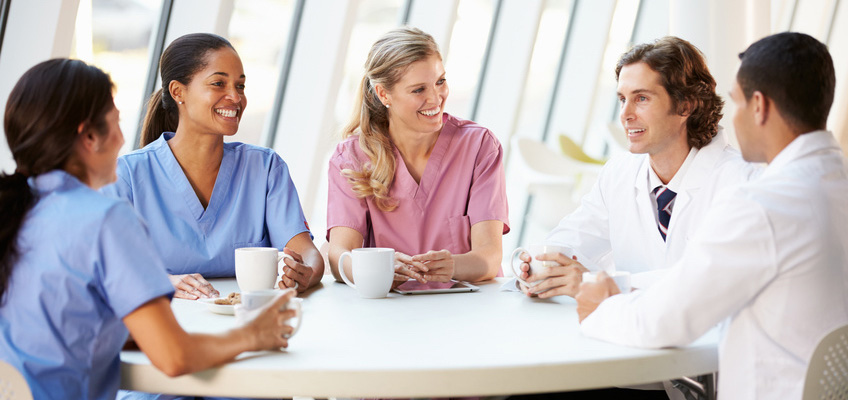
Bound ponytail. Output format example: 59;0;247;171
0;172;36;302
139;88;178;147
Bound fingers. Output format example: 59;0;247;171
411;249;451;263
394;264;426;283
280;260;311;292
282;247;304;263
395;252;429;272
518;251;531;263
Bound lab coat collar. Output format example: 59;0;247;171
633;129;730;194
762;130;841;178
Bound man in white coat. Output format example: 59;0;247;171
576;32;848;400
517;37;758;298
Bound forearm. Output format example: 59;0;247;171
302;246;325;288
452;247;501;282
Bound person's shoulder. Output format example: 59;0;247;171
443;113;501;149
118;134;169;166
602;150;646;172
331;135;368;164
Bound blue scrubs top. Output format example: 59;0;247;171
0;170;175;400
102;133;311;277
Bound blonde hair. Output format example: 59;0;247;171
340;26;441;212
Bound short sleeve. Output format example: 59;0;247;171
99;158;134;205
467;131;510;233
94;203;174;318
326;142;370;241
266;153;312;246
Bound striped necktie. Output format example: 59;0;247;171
654;186;677;241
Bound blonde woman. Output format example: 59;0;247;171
328;27;509;287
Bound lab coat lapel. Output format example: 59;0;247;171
633;156;667;252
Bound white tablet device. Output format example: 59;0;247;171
393;280;480;295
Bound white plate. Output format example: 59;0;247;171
199;298;236;315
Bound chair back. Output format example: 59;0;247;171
803;324;848;400
0;361;33;400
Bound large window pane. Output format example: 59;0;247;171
72;0;163;155
226;0;296;146
443;0;495;119
332;0;403;129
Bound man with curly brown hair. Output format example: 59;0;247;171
516;36;758;298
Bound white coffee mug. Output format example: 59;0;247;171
240;290;303;338
338;248;395;299
235;247;293;292
582;271;632;293
510;244;573;286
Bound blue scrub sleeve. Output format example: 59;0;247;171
266;154;312;248
93;202;174;318
100;158;134;204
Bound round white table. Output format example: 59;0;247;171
120;276;718;398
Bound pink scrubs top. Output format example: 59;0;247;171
327;113;509;257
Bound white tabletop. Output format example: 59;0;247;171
120;275;718;398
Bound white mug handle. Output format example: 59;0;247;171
338;251;355;289
276;252;296;289
511;247;529;286
283;298;303;339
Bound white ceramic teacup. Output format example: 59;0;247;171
235;247;294;292
511;244;574;287
338;248;395;299
239;290;303;338
582;271;632;294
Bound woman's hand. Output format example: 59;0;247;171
412;250;454;283
169;273;219;300
392;252;428;288
278;247;313;293
243;289;299;350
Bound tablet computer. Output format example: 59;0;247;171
393;280;480;295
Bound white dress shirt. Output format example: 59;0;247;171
546;131;759;288
580;131;848;399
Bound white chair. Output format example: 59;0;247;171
0;361;33;400
803;324;848;400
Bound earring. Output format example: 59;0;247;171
385;104;390;109
178;101;184;105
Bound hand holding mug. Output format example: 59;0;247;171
240;289;301;350
278;247;312;293
576;272;621;322
511;244;587;298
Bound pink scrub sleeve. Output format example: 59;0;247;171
468;130;510;234
326;139;369;241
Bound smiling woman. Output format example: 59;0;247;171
327;27;510;291
101;33;324;310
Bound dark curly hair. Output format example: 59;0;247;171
615;36;723;149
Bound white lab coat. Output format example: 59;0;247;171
547;131;759;288
581;131;848;399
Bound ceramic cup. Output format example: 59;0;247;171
235;247;294;292
338;248;395;299
240;290;303;338
582;271;632;294
510;244;574;286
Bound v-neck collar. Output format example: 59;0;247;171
155;133;234;229
392;116;455;210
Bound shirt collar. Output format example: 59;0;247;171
647;146;698;193
28;169;84;194
763;130;840;177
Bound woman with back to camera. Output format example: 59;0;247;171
328;27;509;287
0;58;297;400
102;33;323;299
